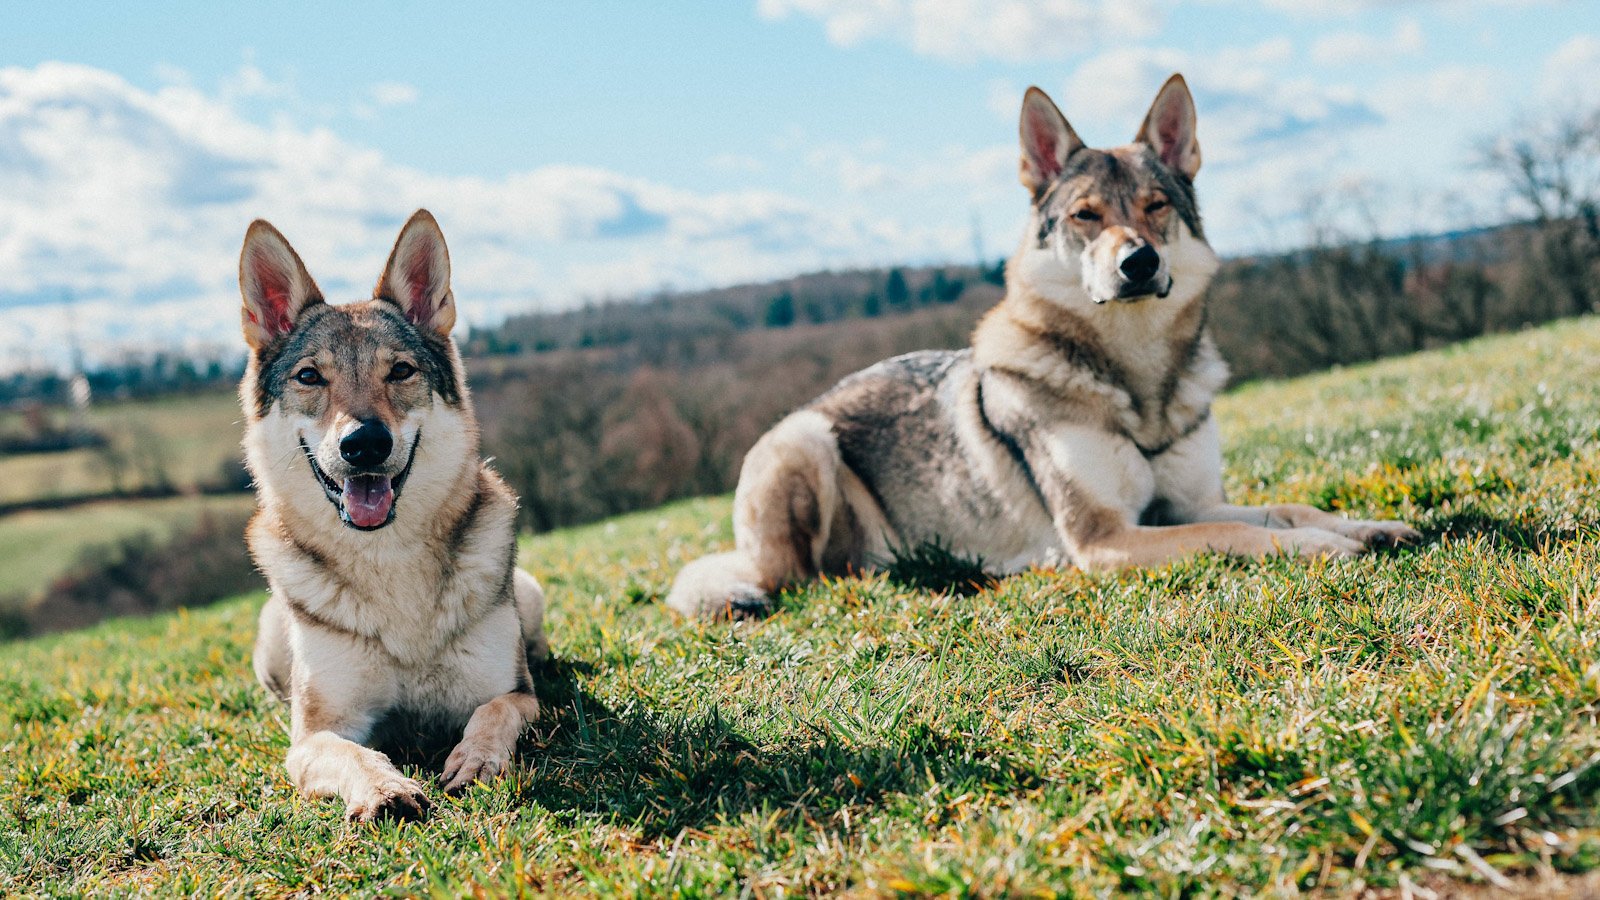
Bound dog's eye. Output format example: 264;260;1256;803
294;367;324;386
1071;208;1101;223
1145;199;1169;214
387;362;417;382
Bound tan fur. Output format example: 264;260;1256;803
241;211;546;821
666;76;1418;621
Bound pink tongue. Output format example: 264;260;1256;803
342;475;394;528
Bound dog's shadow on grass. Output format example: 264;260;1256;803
493;656;1034;838
1419;509;1581;552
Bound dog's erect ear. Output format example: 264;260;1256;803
375;209;455;336
1137;73;1201;180
1019;87;1084;197
239;220;324;351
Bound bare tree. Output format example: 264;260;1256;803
1481;109;1600;316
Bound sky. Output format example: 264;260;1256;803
0;0;1595;369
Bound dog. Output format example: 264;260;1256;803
666;75;1420;620
241;210;547;821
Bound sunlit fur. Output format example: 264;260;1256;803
241;211;548;822
666;75;1419;621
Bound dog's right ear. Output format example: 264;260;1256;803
1019;87;1084;198
238;220;323;351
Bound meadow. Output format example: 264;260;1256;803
4;317;1600;895
0;391;242;506
0;494;254;601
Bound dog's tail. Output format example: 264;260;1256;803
665;551;771;620
514;568;550;663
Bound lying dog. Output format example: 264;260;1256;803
667;75;1419;620
243;210;546;820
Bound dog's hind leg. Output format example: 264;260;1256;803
667;411;884;621
513;568;549;663
252;592;293;703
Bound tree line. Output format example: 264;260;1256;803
470;107;1599;532
7;106;1597;638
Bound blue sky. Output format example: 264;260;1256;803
1;1;1595;367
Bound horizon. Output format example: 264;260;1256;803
1;1;1593;370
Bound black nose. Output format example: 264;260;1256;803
1119;244;1160;283
339;419;393;468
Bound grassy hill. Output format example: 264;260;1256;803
5;318;1600;895
0;391;242;506
0;494;253;600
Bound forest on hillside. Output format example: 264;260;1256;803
4;106;1597;638
468;105;1598;531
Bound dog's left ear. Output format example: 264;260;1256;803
1137;74;1201;180
376;209;456;336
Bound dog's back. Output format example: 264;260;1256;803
666;74;1418;620
805;350;1059;568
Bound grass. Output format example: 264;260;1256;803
6;318;1600;895
0;391;242;505
0;494;256;601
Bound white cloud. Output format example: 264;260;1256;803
986;79;1022;121
1370;63;1498;121
368;81;419;107
1260;0;1405;13
1054;38;1376;163
218;62;287;103
756;0;1162;63
1310;18;1425;66
706;152;765;174
1541;34;1600;107
806;141;1014;200
1260;0;1555;14
1043;41;1414;247
0;62;946;368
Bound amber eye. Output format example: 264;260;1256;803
387;361;417;382
294;367;324;386
1072;208;1102;223
1145;199;1169;214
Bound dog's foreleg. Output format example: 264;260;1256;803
287;731;431;822
441;691;540;793
1181;503;1422;548
1069;520;1368;571
287;672;427;822
1029;423;1368;570
1149;417;1421;550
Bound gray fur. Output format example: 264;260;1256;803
241;210;549;821
665;77;1419;621
250;302;460;419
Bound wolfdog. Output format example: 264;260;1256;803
667;75;1419;620
242;210;546;820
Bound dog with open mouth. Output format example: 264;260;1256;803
241;210;548;821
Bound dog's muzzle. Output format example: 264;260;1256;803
1103;243;1172;303
1108;275;1174;303
300;429;420;531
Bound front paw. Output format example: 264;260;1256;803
1331;518;1422;548
1276;527;1366;559
346;774;431;823
441;741;510;794
726;590;773;621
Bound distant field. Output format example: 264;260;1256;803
5;319;1600;894
0;390;242;506
0;493;255;601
